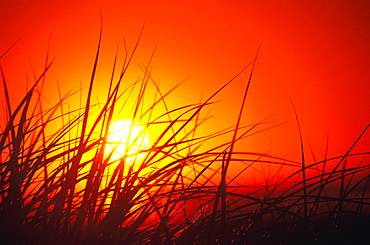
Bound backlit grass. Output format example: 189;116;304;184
1;28;370;245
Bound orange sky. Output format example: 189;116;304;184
1;0;369;165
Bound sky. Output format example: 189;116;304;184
1;0;369;167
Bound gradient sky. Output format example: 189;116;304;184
1;0;369;165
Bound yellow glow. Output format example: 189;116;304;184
105;119;150;164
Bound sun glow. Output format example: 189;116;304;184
105;119;150;164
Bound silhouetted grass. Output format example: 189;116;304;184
1;28;370;245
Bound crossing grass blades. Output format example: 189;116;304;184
1;27;370;244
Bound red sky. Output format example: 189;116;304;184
1;0;369;166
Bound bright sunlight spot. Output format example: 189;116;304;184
105;119;150;164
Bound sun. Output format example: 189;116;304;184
105;119;150;164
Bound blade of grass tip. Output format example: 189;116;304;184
84;67;124;232
310;130;330;216
1;65;59;215
121;38;129;73
80;12;102;147
224;43;260;172
291;99;308;219
328;155;368;228
0;60;54;151
75;69;123;214
138;64;190;133
0;64;16;146
139;64;190;119
213;44;260;242
16;106;83;198
0;37;22;59
342;155;368;198
0;63;45;239
220;43;260;187
139;66;195;166
130;46;156;135
117;24;145;83
47;12;101;241
316;123;370;224
144;56;260;172
275;152;369;210
311;131;330;215
107;45;119;97
98;48;122;129
92;23;145;136
307;141;319;173
185;93;206;216
38;32;52;203
173;121;278;193
71;14;103;240
80;79;122;146
15;95;57;201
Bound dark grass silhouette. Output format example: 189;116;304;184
1;27;370;245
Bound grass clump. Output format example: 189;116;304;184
1;29;370;245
